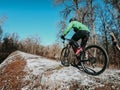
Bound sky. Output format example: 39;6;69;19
0;0;62;46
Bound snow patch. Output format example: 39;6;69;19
25;58;61;75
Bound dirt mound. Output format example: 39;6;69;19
0;51;120;90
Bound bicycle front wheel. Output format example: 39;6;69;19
60;47;70;66
81;45;109;75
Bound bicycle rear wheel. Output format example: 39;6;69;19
60;47;70;66
80;45;109;75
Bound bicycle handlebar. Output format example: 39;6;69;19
61;37;71;44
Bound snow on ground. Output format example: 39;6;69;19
19;51;120;90
0;51;120;90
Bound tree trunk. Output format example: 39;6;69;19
110;32;120;51
105;31;108;53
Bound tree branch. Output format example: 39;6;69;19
110;32;120;51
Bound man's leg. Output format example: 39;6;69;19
73;30;89;55
71;31;81;48
81;36;89;49
80;31;90;49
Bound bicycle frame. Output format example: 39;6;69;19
62;38;84;63
62;38;98;64
63;38;79;52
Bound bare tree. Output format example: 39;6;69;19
98;8;110;52
104;0;120;12
21;36;41;54
42;43;62;60
0;15;7;46
104;0;120;26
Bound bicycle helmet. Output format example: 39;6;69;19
69;17;78;22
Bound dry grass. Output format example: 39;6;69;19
0;58;26;90
95;83;120;90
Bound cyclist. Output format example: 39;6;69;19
61;17;90;55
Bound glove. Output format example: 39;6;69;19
61;35;65;40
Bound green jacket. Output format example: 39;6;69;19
62;21;90;36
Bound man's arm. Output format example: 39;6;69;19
62;22;73;36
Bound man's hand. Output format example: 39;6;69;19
61;35;65;40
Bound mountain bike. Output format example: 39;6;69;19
60;38;109;75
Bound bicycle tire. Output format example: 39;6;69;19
60;47;70;66
80;45;109;75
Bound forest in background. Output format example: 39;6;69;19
0;0;120;68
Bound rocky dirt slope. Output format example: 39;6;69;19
0;51;120;90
